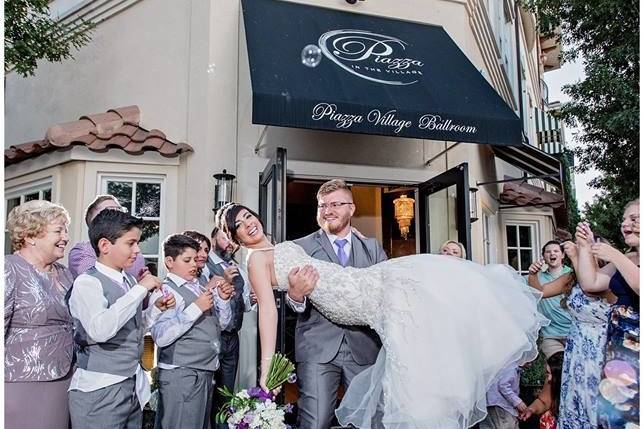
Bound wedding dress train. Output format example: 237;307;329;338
272;241;547;429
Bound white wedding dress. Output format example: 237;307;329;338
272;241;547;429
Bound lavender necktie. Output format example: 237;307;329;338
335;238;349;267
186;281;203;297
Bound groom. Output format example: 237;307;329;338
286;179;387;429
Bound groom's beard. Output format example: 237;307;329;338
318;217;351;236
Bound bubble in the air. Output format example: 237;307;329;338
301;44;322;68
207;63;216;74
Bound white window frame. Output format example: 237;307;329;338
98;173;166;269
5;178;53;216
5;178;54;254
505;222;538;274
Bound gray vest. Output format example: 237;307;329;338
157;278;221;371
206;256;245;333
73;267;143;377
292;230;385;365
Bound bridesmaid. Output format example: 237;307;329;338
576;199;639;427
4;200;75;429
527;241;614;428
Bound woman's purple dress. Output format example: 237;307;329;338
4;253;75;429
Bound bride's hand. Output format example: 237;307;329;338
259;369;282;397
259;370;269;392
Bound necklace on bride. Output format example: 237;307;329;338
248;245;275;253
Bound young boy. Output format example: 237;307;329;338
68;209;175;428
480;363;527;429
151;234;234;429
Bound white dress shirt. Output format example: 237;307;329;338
286;231;353;312
150;272;232;370
68;262;163;409
208;250;255;312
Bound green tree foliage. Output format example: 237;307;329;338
5;0;93;77
527;0;639;244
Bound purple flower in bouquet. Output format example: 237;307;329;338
284;403;294;413
248;386;274;402
287;373;297;384
236;422;249;429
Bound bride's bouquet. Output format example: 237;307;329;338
216;353;296;429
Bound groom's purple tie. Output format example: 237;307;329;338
334;238;349;267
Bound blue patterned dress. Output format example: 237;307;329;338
597;271;639;428
558;285;611;429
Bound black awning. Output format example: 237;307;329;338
241;0;522;146
492;144;563;188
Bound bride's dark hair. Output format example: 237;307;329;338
217;203;265;246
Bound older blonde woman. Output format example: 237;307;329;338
440;240;467;259
5;200;75;429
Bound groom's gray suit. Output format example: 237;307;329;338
290;229;386;429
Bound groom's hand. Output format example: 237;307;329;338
287;265;319;302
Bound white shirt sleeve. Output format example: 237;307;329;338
68;274;148;343
149;289;203;348
214;293;232;329
143;293;164;331
285;293;308;313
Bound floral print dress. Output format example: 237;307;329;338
558;285;611;429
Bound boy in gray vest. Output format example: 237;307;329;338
68;209;175;429
150;234;234;429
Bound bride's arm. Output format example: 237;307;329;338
247;251;278;391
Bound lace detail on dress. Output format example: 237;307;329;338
273;241;384;328
273;241;547;429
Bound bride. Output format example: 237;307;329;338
219;203;546;429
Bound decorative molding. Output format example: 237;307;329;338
5;146;181;181
50;0;144;26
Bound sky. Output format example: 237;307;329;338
542;57;599;209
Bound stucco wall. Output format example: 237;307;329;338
5;0;191;146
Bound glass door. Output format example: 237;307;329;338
258;147;287;353
417;163;472;259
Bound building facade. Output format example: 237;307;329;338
5;0;569;387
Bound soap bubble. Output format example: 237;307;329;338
301;44;322;68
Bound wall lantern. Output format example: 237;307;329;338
213;169;236;212
393;194;415;240
469;187;479;223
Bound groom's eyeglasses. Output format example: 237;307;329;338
317;202;354;211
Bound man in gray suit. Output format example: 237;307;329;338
286;179;386;429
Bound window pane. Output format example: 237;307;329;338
135;183;161;217
507;249;518;271
42;189;52;201
107;181;133;213
506;225;517;248
520;250;533;272
5;232;13;255
144;257;159;277
24;192;39;202
519;226;532;247
139;221;159;255
6;197;20;219
428;185;459;254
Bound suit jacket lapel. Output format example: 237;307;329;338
315;230;341;265
350;234;367;267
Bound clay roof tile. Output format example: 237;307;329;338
6;105;193;166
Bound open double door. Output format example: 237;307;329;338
258;148;472;355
